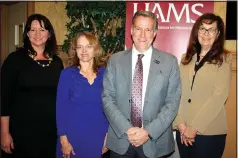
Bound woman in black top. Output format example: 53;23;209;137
1;14;64;158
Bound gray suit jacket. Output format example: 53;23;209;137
102;48;181;158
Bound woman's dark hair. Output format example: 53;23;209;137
68;32;108;73
182;13;229;66
23;13;57;58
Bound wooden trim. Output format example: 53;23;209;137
56;45;62;53
27;2;35;17
0;5;8;64
231;52;237;72
57;45;70;68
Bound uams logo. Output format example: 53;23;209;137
133;3;204;23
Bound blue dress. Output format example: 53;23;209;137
56;66;108;158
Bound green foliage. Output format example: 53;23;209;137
62;1;126;54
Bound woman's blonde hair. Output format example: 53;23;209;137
68;32;108;73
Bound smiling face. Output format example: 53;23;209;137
131;16;157;53
198;22;219;50
76;35;95;63
28;20;50;49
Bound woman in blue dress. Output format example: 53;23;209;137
56;32;109;158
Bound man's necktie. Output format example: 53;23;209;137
131;54;144;127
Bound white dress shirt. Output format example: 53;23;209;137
132;45;152;112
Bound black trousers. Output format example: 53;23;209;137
110;144;173;158
176;131;226;158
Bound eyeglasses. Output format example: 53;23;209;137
198;27;218;35
75;45;93;51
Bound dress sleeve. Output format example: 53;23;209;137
56;68;71;136
1;52;20;116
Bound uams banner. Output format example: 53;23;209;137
125;2;214;62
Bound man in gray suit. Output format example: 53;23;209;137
102;10;181;158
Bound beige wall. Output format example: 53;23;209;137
29;2;237;158
0;2;27;64
34;2;69;46
0;5;8;63
8;2;27;53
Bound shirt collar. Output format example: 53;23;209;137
132;44;153;57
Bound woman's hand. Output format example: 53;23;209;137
60;136;75;158
177;123;187;144
1;132;14;154
183;126;197;146
102;133;108;154
178;123;187;135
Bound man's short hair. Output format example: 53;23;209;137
132;10;158;31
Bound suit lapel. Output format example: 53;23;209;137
188;55;196;89
144;49;161;103
122;49;132;87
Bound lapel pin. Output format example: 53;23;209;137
154;59;160;64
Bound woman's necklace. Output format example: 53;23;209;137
28;52;53;67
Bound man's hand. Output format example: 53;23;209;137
126;127;150;147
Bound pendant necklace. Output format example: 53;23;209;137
28;50;53;67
